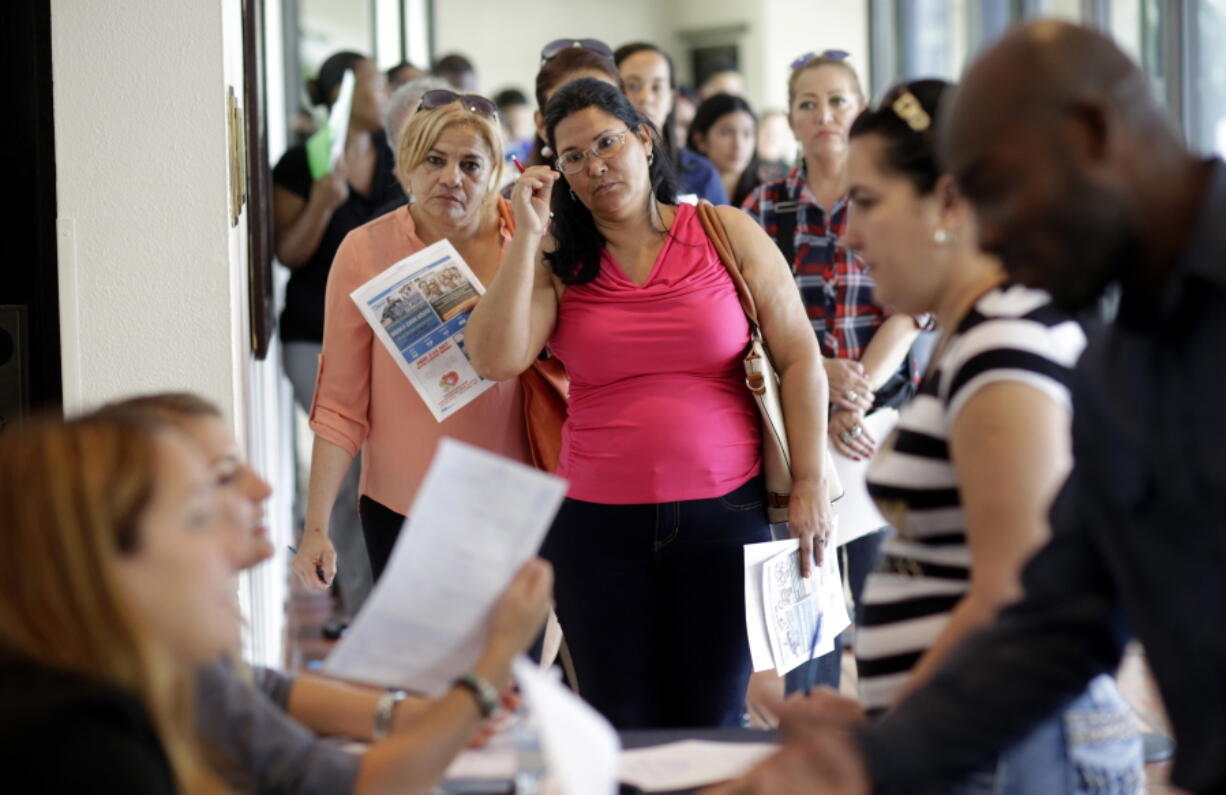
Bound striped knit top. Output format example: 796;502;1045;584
855;284;1086;713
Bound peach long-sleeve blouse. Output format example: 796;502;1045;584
309;199;529;515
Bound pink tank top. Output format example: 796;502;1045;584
549;203;761;504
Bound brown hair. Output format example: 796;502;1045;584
787;55;865;109
98;392;223;424
0;415;225;794
396;103;505;214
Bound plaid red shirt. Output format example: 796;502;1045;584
742;165;923;363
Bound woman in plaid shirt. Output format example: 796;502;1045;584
743;52;930;697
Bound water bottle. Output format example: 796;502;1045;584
512;706;546;795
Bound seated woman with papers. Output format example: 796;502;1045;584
292;88;532;587
0;414;240;793
105;392;553;795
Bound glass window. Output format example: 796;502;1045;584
1194;0;1226;155
1032;0;1085;22
1108;0;1167;109
897;0;968;80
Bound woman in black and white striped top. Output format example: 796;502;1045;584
834;80;1141;791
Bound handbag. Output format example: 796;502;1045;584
695;201;843;523
519;352;568;473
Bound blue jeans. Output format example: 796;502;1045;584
784;528;888;694
540;476;772;730
932;675;1143;794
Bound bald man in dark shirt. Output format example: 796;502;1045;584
714;21;1226;794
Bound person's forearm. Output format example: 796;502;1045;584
891;590;1011;705
353;645;517;795
466;232;544;380
277;198;335;269
779;353;829;486
860;315;920;390
305;436;356;543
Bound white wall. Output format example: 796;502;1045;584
52;0;289;667
432;0;675;100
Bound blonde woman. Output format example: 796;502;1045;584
105;392;552;795
0;415;234;793
292;90;530;587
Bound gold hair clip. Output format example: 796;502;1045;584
891;91;931;132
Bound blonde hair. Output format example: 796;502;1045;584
787;55;865;109
0;416;225;794
396;102;506;214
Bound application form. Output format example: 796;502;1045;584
324;439;568;694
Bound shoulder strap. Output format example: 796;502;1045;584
695;201;760;330
772;200;798;273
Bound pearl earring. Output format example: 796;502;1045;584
933;228;950;245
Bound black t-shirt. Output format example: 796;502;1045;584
0;653;177;794
272;129;407;343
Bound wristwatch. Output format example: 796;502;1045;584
373;689;408;741
453;671;500;718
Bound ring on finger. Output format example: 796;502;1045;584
848;424;864;439
844;389;858;402
838;430;855;445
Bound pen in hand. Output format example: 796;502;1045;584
511;154;526;174
803;611;824;697
288;545;329;585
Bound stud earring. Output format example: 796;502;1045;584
933;228;950;245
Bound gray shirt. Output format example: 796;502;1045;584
196;659;361;794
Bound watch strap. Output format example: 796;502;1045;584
373;689;407;741
453;671;499;718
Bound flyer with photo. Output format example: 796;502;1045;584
350;239;494;422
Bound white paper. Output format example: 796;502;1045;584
443;730;517;781
327;69;355;171
513;658;620;795
619;740;776;792
830;408;899;546
349;239;495;422
744;538;850;675
324;440;568;694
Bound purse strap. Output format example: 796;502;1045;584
695;200;762;334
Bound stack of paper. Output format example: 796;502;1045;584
324;439;568;694
744;538;851;675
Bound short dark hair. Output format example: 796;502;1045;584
432;53;475;85
543;78;678;285
849;79;953;196
308;51;367;108
493;88;529;109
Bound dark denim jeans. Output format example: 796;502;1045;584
784;528;888;694
540;476;772;730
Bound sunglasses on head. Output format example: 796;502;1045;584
540;38;614;64
416;89;498;119
790;49;851;70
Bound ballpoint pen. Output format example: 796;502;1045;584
803;611;825;697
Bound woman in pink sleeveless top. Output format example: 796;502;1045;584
467;78;835;729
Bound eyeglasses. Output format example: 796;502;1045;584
540;38;614;64
790;49;851;70
555;130;630;174
417;89;498;119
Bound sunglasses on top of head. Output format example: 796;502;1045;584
416;89;498;119
789;49;851;70
540;38;614;64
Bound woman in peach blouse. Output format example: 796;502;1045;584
291;91;530;587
